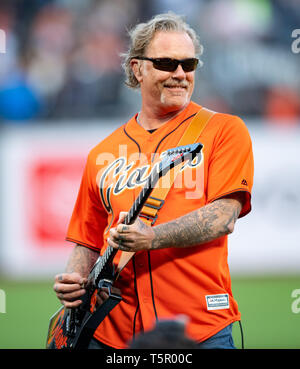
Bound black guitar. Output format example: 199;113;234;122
46;143;203;349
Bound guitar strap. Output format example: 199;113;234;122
117;107;215;273
72;292;122;349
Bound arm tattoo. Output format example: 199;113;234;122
65;244;99;277
151;197;242;250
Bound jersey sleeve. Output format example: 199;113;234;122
206;115;254;218
66;151;108;252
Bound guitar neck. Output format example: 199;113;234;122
124;181;155;225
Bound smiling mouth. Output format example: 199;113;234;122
164;84;187;89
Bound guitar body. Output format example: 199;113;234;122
46;306;70;349
46;283;122;349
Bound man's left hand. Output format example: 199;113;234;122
108;211;155;252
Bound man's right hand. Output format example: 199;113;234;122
53;272;87;309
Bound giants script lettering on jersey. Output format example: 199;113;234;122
96;148;203;214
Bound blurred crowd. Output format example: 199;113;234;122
0;0;299;124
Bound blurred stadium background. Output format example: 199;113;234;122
0;0;299;349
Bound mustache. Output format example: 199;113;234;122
163;80;189;88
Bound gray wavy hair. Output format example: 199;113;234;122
121;12;203;89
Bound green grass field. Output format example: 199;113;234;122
0;275;299;349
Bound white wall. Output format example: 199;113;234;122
229;122;300;275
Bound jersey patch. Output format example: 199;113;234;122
205;294;229;310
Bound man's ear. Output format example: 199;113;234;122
130;59;143;84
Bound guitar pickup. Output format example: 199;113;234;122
139;196;164;225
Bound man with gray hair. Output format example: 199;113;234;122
53;12;254;349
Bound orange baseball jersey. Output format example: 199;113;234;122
66;101;254;348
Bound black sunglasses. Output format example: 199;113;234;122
133;56;199;72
